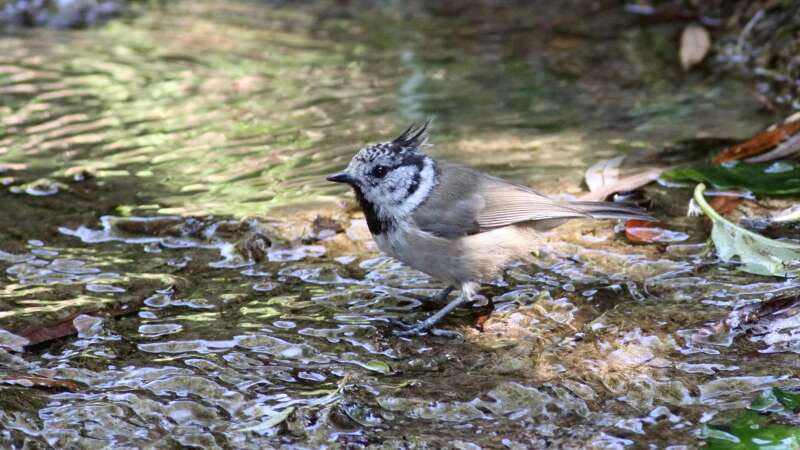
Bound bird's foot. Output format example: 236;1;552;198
389;288;471;339
388;318;462;339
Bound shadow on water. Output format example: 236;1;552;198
1;0;798;448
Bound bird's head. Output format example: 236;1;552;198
327;121;438;230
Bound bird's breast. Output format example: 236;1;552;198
372;223;468;284
372;222;541;285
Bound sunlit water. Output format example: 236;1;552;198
1;1;798;448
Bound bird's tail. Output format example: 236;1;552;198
568;200;655;222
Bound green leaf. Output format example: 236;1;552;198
363;359;393;375
750;389;782;412
774;389;800;412
663;162;800;196
693;184;800;277
703;410;800;450
750;388;800;413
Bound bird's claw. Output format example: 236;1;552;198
387;317;414;329
390;319;462;339
393;324;427;337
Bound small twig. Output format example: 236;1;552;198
736;8;765;64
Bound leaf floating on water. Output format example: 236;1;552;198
751;388;800;413
693;184;800;277
239;406;295;433
0;375;81;391
363;359;393;375
663;162;800;196
773;389;800;412
704;388;800;450
703;410;800;450
16;296;147;347
624;220;689;244
713;115;800;163
679;24;711;70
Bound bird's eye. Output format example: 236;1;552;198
371;165;389;178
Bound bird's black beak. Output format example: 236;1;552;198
326;172;355;185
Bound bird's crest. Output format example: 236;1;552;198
391;119;431;149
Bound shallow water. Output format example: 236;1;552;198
1;1;798;449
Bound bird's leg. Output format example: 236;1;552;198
387;285;457;328
429;285;454;304
395;283;477;337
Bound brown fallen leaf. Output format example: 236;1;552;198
0;375;81;391
680;24;711;70
585;155;625;193
16;294;147;348
746;129;800;163
580;167;665;201
712;117;800;163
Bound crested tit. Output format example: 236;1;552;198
327;121;653;336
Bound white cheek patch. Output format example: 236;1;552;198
388;159;436;218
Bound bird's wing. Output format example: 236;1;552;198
411;162;590;238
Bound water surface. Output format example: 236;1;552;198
1;1;796;448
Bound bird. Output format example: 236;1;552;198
327;121;654;337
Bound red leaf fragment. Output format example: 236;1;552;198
624;220;689;244
625;220;666;243
474;312;492;332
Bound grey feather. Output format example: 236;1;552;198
412;162;653;238
566;200;655;221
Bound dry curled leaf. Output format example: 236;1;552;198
713;117;800;164
747;129;800;163
581;155;664;201
680;24;711;70
585;155;625;193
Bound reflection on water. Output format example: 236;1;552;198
1;1;766;216
0;0;797;448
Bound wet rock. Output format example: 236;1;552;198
212;231;271;268
265;244;325;262
699;376;788;406
307;215;344;241
607;344;654;368
377;396;486;423
9;178;67;196
0;329;30;351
